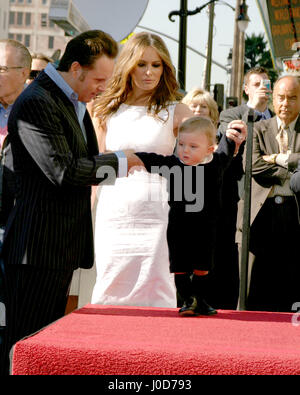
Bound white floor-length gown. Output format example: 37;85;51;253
91;103;177;307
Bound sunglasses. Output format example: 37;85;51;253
29;70;41;80
0;65;23;73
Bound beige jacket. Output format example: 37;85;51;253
236;116;300;243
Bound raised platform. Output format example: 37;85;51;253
11;304;300;375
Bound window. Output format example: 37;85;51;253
27;0;32;3
18;0;24;3
8;33;14;39
9;0;16;3
24;35;30;47
41;13;47;27
42;0;47;4
9;11;15;25
17;12;23;26
16;34;22;42
48;36;54;49
25;12;31;26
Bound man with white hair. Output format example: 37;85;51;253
237;74;300;312
0;39;31;376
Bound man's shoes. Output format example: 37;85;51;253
195;298;217;316
178;296;198;316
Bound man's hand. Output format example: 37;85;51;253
225;120;247;154
263;152;290;167
123;149;145;174
251;84;270;109
263;154;277;164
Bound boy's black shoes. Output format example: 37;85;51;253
178;296;198;316
178;297;217;317
195;299;217;316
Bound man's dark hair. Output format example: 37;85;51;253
57;30;118;72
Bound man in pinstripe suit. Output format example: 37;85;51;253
0;30;142;375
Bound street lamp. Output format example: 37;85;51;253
230;0;250;103
237;0;250;33
227;48;233;72
168;0;234;91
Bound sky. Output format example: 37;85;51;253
74;0;266;95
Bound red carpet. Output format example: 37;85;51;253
11;304;300;375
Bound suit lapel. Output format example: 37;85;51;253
241;105;249;124
268;117;280;153
37;72;89;152
291;116;300;153
84;112;99;156
243;105;274;123
241;106;264;123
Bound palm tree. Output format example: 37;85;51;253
244;33;278;85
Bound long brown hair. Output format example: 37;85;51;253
92;32;182;125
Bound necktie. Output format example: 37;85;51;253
276;126;289;154
255;114;262;121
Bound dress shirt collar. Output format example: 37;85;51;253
44;63;86;120
179;153;213;166
276;115;299;132
0;103;13;123
247;101;271;119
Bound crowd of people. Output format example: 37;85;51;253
0;29;300;375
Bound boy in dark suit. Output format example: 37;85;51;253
136;116;246;316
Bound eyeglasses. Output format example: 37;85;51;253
29;70;41;80
0;65;24;74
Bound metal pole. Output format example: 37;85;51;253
239;109;254;310
178;0;188;91
237;29;245;103
204;2;215;92
230;0;241;99
168;0;235;91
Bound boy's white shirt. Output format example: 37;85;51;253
179;153;214;166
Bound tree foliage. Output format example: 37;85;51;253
244;33;278;85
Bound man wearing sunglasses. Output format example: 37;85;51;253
0;39;31;376
26;53;52;84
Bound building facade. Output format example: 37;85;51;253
0;0;9;39
7;0;70;59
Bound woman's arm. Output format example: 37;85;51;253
88;99;107;153
95;120;107;153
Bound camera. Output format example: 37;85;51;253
260;79;271;91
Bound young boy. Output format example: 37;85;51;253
136;116;245;316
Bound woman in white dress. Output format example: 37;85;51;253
90;32;193;308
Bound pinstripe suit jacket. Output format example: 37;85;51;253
3;71;119;271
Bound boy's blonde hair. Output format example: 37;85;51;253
179;116;216;146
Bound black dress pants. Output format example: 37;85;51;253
248;197;300;312
0;258;5;375
0;264;73;375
